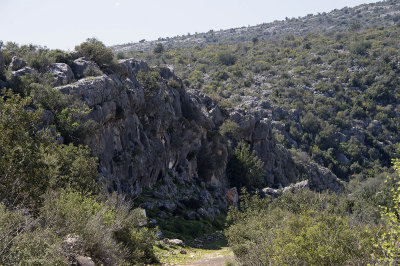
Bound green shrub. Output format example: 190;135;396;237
32;86;98;143
227;141;265;189
0;203;66;265
75;38;114;68
217;52;236;66
0;90;48;206
153;43;164;54
219;119;240;139
376;159;400;264
137;69;161;99
47;49;72;66
27;49;51;72
0;90;99;206
41;190;157;264
226;189;379;266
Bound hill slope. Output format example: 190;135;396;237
112;0;400;53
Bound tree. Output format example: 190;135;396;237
0;90;99;207
153;43;164;54
227;141;264;189
217;51;236;66
0;90;49;206
75;38;114;67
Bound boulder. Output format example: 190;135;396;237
10;56;27;71
71;57;101;79
49;63;74;85
163;238;185;247
76;256;95;266
197;207;209;218
225;187;238;206
282;179;309;193
11;67;35;78
260;187;281;198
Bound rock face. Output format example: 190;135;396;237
225;187;238;206
71;58;102;79
55;57;343;220
229;110;344;191
50;63;74;85
57;58;229;219
10;56;27;71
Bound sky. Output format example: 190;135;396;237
0;0;379;50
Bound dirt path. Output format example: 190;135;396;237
180;248;236;265
157;245;236;265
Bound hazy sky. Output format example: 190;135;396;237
1;0;378;50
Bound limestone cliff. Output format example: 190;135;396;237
52;56;343;220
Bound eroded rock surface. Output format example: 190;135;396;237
54;57;343;220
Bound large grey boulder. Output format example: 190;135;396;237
10;56;27;71
71;57;101;79
76;256;95;266
49;63;74;85
11;67;36;78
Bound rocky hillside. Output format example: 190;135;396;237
0;44;343;221
112;0;400;53
54;56;342;220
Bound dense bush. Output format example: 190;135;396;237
0;191;157;265
226;189;380;265
0;90;98;206
376;159;400;264
219;119;240;139
153;43;164;54
227;141;264;189
75;38;115;68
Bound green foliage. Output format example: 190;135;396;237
217;51;236;66
0;90;98;207
44;143;99;194
128;25;400;181
116;51;125;60
27;49;51;72
47;49;73;65
376;159;400;264
227;141;264;189
42;190;157;264
350;40;371;55
0;204;66;265
137;69;161;99
75;38;114;68
0;191;157;265
0;90;48;206
219;119;240;139
226;189;379;266
32;86;98;143
153;43;164;54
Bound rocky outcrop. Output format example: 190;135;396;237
229;110;344;192
50;63;74;85
54;57;343;221
10;56;27;71
56;58;229;220
71;58;102;79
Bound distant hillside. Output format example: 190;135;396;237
112;0;400;53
